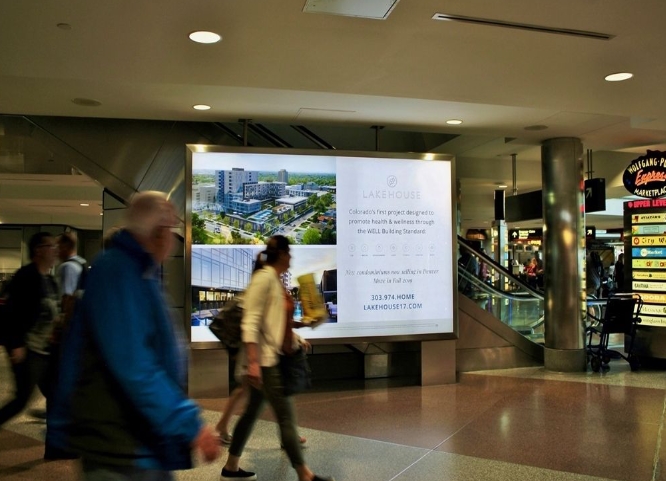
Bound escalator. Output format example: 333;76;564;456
456;236;545;371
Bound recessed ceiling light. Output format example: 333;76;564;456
498;184;508;189
446;119;463;125
72;98;102;107
188;31;222;44
524;124;548;131
100;212;104;216
193;104;211;111
605;72;633;82
80;203;90;207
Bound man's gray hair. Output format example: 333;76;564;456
125;191;176;238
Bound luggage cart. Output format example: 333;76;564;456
586;293;643;372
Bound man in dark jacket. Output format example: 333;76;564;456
49;191;219;480
0;232;59;427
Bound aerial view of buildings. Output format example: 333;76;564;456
192;166;337;246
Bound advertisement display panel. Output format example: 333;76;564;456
187;147;456;344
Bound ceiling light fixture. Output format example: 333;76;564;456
446;119;463;125
605;72;633;82
193;104;211;111
431;13;614;40
498;184;508;189
80;203;90;207
188;31;222;44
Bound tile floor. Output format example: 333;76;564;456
1;352;665;481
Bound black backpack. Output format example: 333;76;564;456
209;297;244;351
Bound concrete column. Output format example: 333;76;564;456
541;138;587;372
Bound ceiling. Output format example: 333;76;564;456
1;0;665;231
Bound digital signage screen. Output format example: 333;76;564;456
187;146;456;344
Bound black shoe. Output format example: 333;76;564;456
220;467;257;480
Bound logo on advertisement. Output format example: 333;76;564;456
387;175;398;188
623;150;666;198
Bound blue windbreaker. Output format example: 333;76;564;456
49;230;201;470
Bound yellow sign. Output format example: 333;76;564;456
635;292;666;303
633;281;666;291
633;259;666;269
632;213;666;224
641;304;666;316
638;315;666;327
633;271;666;280
632;236;666;246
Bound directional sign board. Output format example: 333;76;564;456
585;226;596;239
584;178;606;213
509;228;543;241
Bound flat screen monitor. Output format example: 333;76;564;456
187;146;456;344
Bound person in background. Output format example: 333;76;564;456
586;251;604;298
534;250;545;288
458;249;479;296
49;191;219;480
524;258;538;288
478;247;490;284
614;253;625;292
35;232;88;425
56;232;87;297
0;233;59;439
215;255;266;446
220;235;333;481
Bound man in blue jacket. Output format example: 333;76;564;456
50;191;219;479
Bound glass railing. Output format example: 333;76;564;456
458;237;545;342
457;237;623;346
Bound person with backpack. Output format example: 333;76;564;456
0;232;60;432
56;232;87;297
52;232;87;348
26;233;87;447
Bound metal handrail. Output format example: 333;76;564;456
457;235;544;299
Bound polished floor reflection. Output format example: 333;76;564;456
1;352;665;481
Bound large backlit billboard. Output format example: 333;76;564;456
187;146;456;344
